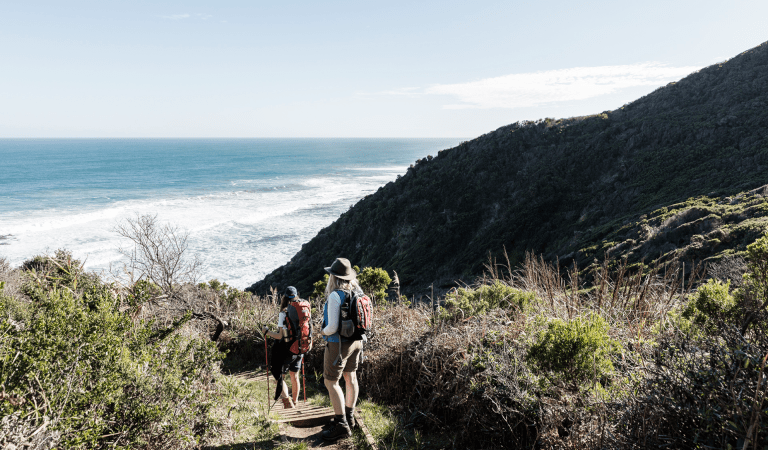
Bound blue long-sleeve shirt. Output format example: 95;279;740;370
322;290;345;343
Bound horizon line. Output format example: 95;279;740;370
0;136;470;139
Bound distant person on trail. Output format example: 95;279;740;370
320;257;364;442
263;286;305;409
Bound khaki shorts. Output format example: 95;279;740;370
323;340;363;381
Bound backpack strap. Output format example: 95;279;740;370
335;290;353;356
284;303;299;342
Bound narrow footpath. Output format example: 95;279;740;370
206;369;375;450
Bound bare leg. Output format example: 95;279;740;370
289;370;300;404
324;378;345;415
280;380;290;399
342;371;359;409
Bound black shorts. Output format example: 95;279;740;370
284;353;303;373
270;340;303;380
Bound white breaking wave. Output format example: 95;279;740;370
345;165;410;172
0;169;400;289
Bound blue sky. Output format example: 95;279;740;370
1;1;766;137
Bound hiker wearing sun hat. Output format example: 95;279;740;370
320;258;363;441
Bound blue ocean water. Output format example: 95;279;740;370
0;138;462;288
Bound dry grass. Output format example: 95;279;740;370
9;246;753;448
210;250;698;448
513;251;701;331
304;251;711;448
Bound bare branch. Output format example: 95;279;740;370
115;214;201;298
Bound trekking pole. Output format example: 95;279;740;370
302;361;307;404
264;332;269;412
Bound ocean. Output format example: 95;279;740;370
0;138;463;289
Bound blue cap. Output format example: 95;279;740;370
285;286;297;299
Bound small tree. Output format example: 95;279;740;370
115;214;201;297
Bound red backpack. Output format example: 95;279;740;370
338;289;373;341
285;299;313;355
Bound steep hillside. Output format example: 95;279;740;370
249;41;768;296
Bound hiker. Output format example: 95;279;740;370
263;286;309;409
320;257;366;441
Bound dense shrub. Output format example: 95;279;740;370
357;266;392;302
441;280;537;320
127;278;162;308
745;232;768;300
738;234;768;334
628;325;768;448
527;313;618;384
310;273;329;300
0;253;223;449
677;279;735;334
619;233;768;447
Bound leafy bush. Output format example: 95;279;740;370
0;253;223;449
310;274;329;300
631;324;768;448
620;233;768;447
678;279;735;334
441;280;537;320
527;313;618;384
128;278;161;308
357;267;392;302
739;234;768;334
745;231;768;298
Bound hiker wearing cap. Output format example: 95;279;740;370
320;258;363;441
263;286;304;409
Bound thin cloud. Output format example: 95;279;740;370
377;87;422;97
160;13;191;20
422;63;701;109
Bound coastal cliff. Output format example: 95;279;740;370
249;41;768;296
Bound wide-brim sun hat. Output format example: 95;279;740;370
324;257;356;280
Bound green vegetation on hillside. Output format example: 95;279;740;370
342;240;768;448
578;187;768;273
0;251;222;449
249;41;768;297
3;231;767;448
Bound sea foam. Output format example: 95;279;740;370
0;139;462;289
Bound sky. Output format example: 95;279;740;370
1;1;766;138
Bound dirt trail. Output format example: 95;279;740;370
279;421;356;450
220;369;368;450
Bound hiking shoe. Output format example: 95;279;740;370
281;397;295;409
345;410;356;429
322;419;351;441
